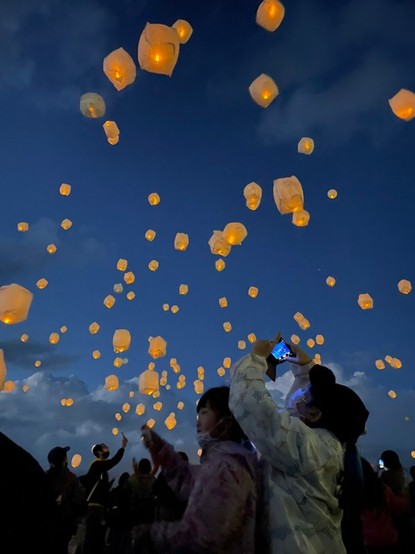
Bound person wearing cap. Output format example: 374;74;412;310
229;333;369;554
83;433;128;554
45;445;86;554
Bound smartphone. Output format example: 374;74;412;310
269;338;295;364
378;458;384;470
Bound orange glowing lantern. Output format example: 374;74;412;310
103;47;136;91
21;334;29;342
127;291;135;300
117;258;128;271
388;89;415;121
105;374;119;391
138;23;180;77
89;322;100;334
243;182;262;211
61;219;72;230
256;0;285;32
49;333;60;345
292;210;310;227
248;333;257;343
148;336;167;359
145;229;156;241
59;183;71;196
103;121;120;145
326;276;336;287
113;283;123;294
238;340;247;350
217;367;225;377
36;278;48;290
222;222;248;246
17;222;29;232
173;19;193;44
174;233;189;251
358;293;373;310
136;403;145;415
290;334;300;345
148;193;160;205
223;322;232;332
249;74;279;108
398;279;412;294
103;295;115;308
148;260;159;271
315;334;324;345
273;176;304;214
139;369;159;395
194;380;204;395
71;454;82;469
388;390;397;399
92;350;101;360
80;92;106;118
218;297;228;308
215;259;226;271
327;189;338;199
297;137;314;155
375;359;385;370
124;271;135;284
170;305;179;314
208;231;232;256
113;329;131;353
179;284;188;295
248;286;259;298
47;244;57;254
0;283;33;324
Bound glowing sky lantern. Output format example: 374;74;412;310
248;333;256;343
297;137;315;155
122;402;131;413
163;303;170;311
243;182;262;210
139;369;159;395
0;350;6;391
164;412;176;430
36;278;48;290
17;222;29;232
398;279;412;294
223;357;231;368
21;333;29;342
92;350;101;360
60;326;67;334
66;398;74;407
170;305;179;314
177;401;184;410
249;73;279;108
147;419;156;429
388;390;397;399
136;403;145;415
113;329;131;353
208;231;232;256
127;291;135;301
223;321;232;332
113;357;123;368
358;293;374;310
217;367;225;377
327;189;338;199
148;193;160;206
138;23;180;77
49;333;59;345
71;454;82;469
148;260;159;271
47;244;57;254
299;318;311;330
89;322;100;334
22;384;29;392
238;340;247;350
145;229;156;241
391;358;402;369
388;89;415;121
174;232;189;251
290;334;300;345
293;312;304;323
113;283;123;294
61;218;72;230
385;355;393;364
219;297;228;308
222;222;248;245
124;271;135;284
215;259;226;271
248;286;259;298
3;380;16;393
34;360;41;367
103;47;136;91
194;380;204;394
179;284;188;295
112;428;119;436
153;401;163;411
306;338;315;348
315;334;325;345
103;295;115;308
105;374;119;391
292;210;310;227
375;359;385;370
0;283;33;325
173;19;193;44
148;336;167;359
59;183;71;196
256;0;285;32
273;176;304;215
117;258;128;271
103;121;120;145
80;92;106;118
326;276;336;287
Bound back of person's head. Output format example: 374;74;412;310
138;457;152;474
197;386;247;443
178;451;189;462
118;471;130;486
47;445;70;466
309;365;369;445
380;450;402;471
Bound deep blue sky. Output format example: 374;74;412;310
1;0;415;476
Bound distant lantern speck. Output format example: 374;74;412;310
358;293;373;310
174;233;189;251
59;183;71;196
117;258;128;271
215;259;226;272
326;276;336;287
47;244;57;254
17;222;29;232
145;229;156;241
61;219;72;230
36;278;48;290
297;137;314;155
148;260;159;272
398;279;412;294
327;189;338;199
249;73;279;108
80;92;106;118
244;182;262;210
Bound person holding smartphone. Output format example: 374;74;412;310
229;333;369;554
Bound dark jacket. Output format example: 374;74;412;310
85;448;125;507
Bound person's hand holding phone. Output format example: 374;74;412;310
252;333;281;358
284;342;313;366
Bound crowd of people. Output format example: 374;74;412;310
3;335;415;554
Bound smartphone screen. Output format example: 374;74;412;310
378;458;384;469
270;339;294;362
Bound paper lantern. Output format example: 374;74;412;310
71;454;82;469
60;325;67;334
314;354;321;365
105;374;119;391
148;336;167;359
49;333;59;345
391;358;402;369
375;359;385;370
223;357;231;369
113;357;123;368
117;258;128;271
122;402;131;413
385;355;392;364
256;0;285;32
194;380;204;395
148;260;159;271
292;210;310;227
218;297;228;308
388;390;397;399
273;176;304;214
103;295;115;308
293;312;304;323
248;333;257;343
17;222;29;232
113;329;131;353
174;233;189;251
290;334;300;345
177;401;184;410
306;339;315;348
243;182;262;210
92;350;101;360
129;391;135;398
208;231;232;256
315;334;324;345
248;286;258;298
36;278;48;290
249;74;279;108
22;384;29;392
299;318;311;330
0;283;33;325
358;293;373;310
80;92;106;118
103;47;136;91
89;322;100;334
163;303;170;311
138;23;180;77
326;276;336;287
388;89;415;121
173;19;193;44
148;193;160;205
153;401;163;411
66;398;74;407
398;279;412;294
34;360;41;367
0;350;6;391
223;322;232;332
238;340;247;350
136;403;145;415
145;229;156;241
61;219;72;230
21;334;29;342
124;271;135;284
59;183;71;196
215;259;226;272
222;222;248;245
170;305;179;314
217;367;225;377
103;121;120;145
113;283;123;294
197;366;205;379
3;381;15;393
112;428;119;436
327;189;337;199
127;291;135;300
179;284;188;295
47;244;57;254
297;137;314;155
147;419;156;429
139;369;159;395
164;412;177;430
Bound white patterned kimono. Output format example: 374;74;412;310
229;353;346;554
